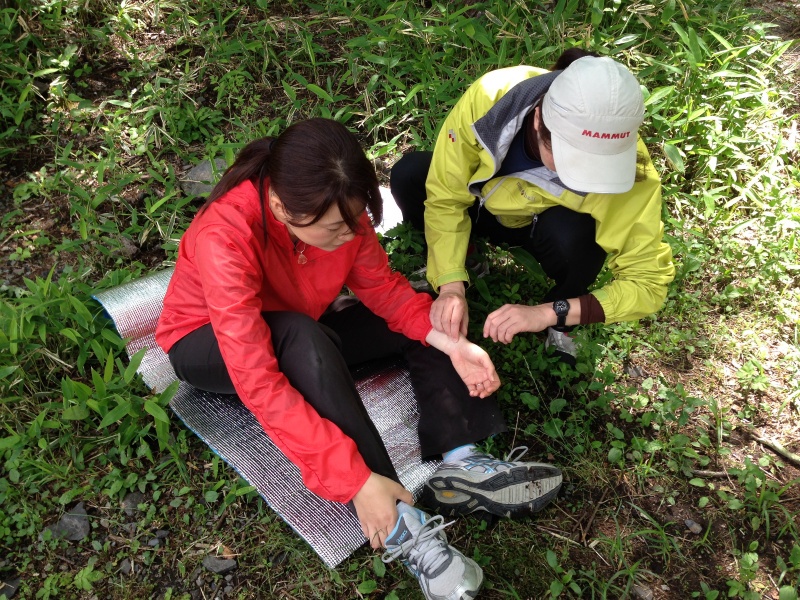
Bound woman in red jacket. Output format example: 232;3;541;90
156;118;561;598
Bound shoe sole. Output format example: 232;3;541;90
422;464;562;519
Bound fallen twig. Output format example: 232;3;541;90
690;469;730;478
580;488;609;544
535;525;581;546
754;436;800;468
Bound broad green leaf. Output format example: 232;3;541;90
644;86;675;107
662;143;685;174
0;365;19;380
63;404;89;420
0;434;22;450
546;549;559;569
91;368;106;399
124;348;147;383
357;580;377;594
372;555;386;577
473;277;493;303
779;587;797;600
98;399;132;428
144;399;170;424
235;485;256;496
305;84;334;102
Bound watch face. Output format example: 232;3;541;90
554;300;569;315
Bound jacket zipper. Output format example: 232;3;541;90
529;213;539;238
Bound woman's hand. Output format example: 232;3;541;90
448;339;501;397
426;329;501;397
430;281;468;342
483;304;551;344
352;473;413;549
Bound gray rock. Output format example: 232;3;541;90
147;538;161;547
181;159;228;197
685;519;703;534
269;551;288;566
632;584;654;600
42;502;90;541
1;578;20;599
116;236;139;258
224;586;233;594
155;529;169;539
122;492;146;517
122;523;137;535
119;558;132;576
624;363;647;378
202;556;237;575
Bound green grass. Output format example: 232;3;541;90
1;0;799;598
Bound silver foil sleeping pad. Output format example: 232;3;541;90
93;268;440;568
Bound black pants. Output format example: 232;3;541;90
390;151;607;302
168;297;507;483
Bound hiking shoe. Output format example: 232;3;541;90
382;503;483;600
465;255;490;280
423;447;562;519
409;266;433;291
545;327;577;367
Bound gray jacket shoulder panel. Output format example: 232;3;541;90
472;70;561;158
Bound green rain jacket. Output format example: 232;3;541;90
424;65;675;323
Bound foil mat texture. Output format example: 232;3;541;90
93;268;440;567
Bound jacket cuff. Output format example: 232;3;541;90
579;294;605;325
431;269;470;293
589;289;613;324
342;463;373;504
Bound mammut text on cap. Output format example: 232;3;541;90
542;56;645;194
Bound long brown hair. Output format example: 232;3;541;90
202;118;382;233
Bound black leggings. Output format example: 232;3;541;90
390;151;607;302
168;297;507;483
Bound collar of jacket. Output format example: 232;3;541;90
469;70;589;200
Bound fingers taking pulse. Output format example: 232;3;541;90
371;528;387;548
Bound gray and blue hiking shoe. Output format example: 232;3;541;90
545;327;578;367
382;503;483;600
422;447;562;519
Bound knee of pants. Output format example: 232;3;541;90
538;210;604;265
263;312;342;363
389;152;431;228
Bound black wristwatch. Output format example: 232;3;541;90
552;299;570;331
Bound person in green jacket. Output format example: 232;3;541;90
390;49;675;364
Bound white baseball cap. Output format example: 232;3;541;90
542;56;645;194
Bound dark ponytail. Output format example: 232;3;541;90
203;137;275;207
201;119;382;234
550;47;599;71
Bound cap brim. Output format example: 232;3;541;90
551;135;638;195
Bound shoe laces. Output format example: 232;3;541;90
457;446;530;472
504;445;529;463
382;515;453;575
546;327;577;355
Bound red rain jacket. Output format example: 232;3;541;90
156;179;434;503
